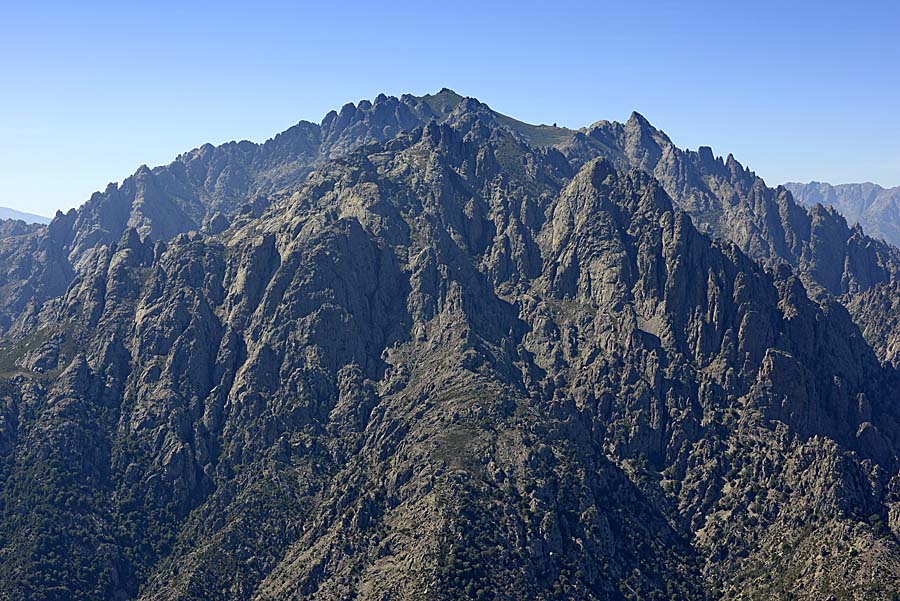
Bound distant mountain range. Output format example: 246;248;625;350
1;89;900;600
0;206;50;224
785;181;900;247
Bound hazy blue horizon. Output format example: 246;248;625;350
3;0;899;217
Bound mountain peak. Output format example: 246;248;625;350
416;88;465;120
4;86;900;600
627;110;651;126
784;180;900;246
623;110;673;147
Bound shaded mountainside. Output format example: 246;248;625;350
2;91;900;600
562;115;900;301
786;181;900;249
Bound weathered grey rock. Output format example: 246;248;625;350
0;90;899;601
786;181;900;248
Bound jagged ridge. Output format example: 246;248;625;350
0;91;899;600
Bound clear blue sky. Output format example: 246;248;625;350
2;0;898;217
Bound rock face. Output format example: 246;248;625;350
786;181;900;248
1;91;900;600
563;116;900;300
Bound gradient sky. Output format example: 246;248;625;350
2;0;898;217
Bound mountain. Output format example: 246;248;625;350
0;206;50;225
563;117;900;300
785;181;900;248
1;90;900;600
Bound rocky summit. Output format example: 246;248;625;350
785;181;900;249
1;89;900;600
